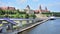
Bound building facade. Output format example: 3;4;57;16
34;5;50;14
25;5;50;14
25;5;34;14
0;6;15;10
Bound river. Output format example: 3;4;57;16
19;18;60;34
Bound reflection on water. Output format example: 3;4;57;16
20;18;60;34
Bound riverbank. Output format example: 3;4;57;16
0;18;50;34
17;18;50;34
20;18;60;34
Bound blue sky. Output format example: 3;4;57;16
0;0;60;12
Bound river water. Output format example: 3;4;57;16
20;18;60;34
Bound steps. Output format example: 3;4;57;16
35;14;47;18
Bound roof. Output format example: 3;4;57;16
34;10;49;13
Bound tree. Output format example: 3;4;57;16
25;14;29;19
32;14;36;19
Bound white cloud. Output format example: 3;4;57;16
47;2;60;7
16;0;27;4
37;2;60;8
0;1;6;6
32;0;39;2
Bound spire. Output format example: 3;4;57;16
26;5;30;10
39;5;42;10
39;5;42;14
45;7;48;11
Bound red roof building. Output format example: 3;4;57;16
34;5;50;14
0;6;15;10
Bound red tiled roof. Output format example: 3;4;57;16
0;6;15;10
34;10;49;13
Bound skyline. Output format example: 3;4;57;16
0;0;60;12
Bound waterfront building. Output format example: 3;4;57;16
0;6;15;10
24;5;50;14
34;5;50;14
25;5;34;14
0;5;50;14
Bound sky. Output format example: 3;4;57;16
0;0;60;12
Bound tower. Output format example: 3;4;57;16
39;5;42;13
25;5;31;14
45;7;48;12
39;5;42;11
26;5;30;10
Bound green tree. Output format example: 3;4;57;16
25;14;29;19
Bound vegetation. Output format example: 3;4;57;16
42;12;52;17
42;12;60;17
0;9;36;18
52;12;60;17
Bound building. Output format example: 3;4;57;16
24;5;50;14
25;5;34;14
34;5;50;14
8;7;15;10
0;6;15;10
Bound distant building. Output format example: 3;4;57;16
8;7;15;10
24;5;50;14
25;5;34;14
0;6;15;10
34;5;50;14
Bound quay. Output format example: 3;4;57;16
0;18;50;34
18;18;50;33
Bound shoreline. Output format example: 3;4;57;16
17;18;50;34
0;18;51;34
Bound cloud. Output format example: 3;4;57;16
0;1;15;7
0;1;4;4
47;2;60;7
0;1;6;6
37;2;60;8
16;0;27;4
32;0;39;2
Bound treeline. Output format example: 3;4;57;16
0;10;26;15
42;12;60;17
0;10;36;18
42;12;52;17
52;12;60;17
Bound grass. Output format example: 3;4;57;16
0;14;36;18
0;24;3;26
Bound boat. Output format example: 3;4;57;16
49;16;56;20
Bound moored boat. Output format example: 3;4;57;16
49;16;56;20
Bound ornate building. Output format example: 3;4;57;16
34;5;50;14
25;5;34;14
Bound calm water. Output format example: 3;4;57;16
20;18;60;34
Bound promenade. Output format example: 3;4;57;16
0;17;49;34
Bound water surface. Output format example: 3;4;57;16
20;18;60;34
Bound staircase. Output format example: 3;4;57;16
35;14;47;18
